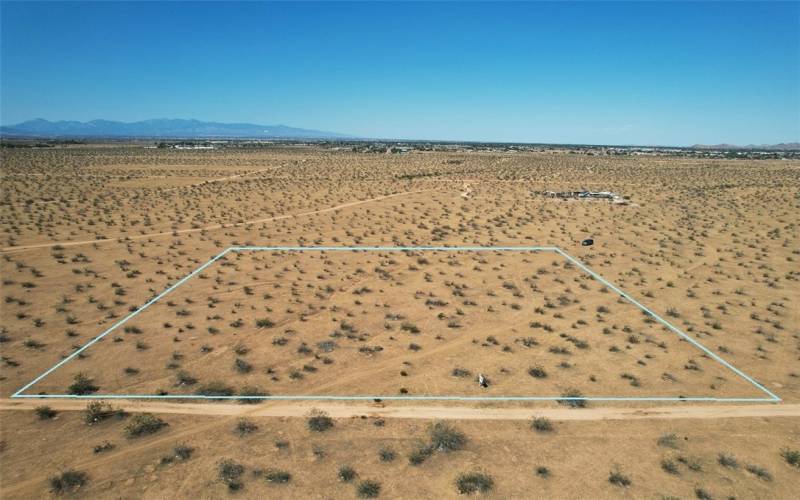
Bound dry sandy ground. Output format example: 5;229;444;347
0;145;798;498
3;398;800;420
1;407;798;499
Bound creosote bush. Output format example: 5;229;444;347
174;444;194;460
307;410;334;432
264;469;291;484
235;418;258;437
356;479;381;498
781;448;800;468
557;388;586;408
528;366;547;378
218;459;245;491
608;469;631;487
35;406;57;420
455;472;494;495
718;453;738;469
379;448;396;462
745;463;772;481
84;401;124;425
338;465;357;482
125;413;167;437
49;469;87;494
68;373;98;395
409;445;434;466
238;385;267;404
531;417;554;433
657;433;679;449
195;381;234;397
430;422;467;452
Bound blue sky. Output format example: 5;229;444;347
1;1;798;145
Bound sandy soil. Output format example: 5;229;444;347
1;145;798;498
3;398;800;421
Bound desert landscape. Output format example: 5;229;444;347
0;143;798;498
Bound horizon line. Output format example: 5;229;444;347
1;117;798;150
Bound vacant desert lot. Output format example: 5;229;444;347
0;145;798;498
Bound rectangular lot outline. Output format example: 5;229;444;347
12;246;781;403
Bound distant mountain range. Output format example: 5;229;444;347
690;142;800;151
0;118;352;139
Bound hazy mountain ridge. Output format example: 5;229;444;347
0;118;352;139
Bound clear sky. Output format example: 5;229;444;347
1;1;798;145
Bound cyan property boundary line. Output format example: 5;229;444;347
12;246;781;403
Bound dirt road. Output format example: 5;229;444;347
2;398;796;421
1;188;435;253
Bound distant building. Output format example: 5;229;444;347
541;190;628;204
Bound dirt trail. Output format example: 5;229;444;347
2;398;796;421
1;188;435;253
3;167;277;207
4;401;794;498
161;166;276;192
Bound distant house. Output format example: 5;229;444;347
174;144;215;150
541;190;627;204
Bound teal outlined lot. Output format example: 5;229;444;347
12;246;781;403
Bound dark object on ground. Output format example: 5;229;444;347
581;239;594;246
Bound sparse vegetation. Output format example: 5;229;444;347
49;469;87;494
430;422;467;452
455;472;494;495
356;479;381;498
35;406;57;420
125;413;167;437
781;448;800;468
218;459;245;491
531;417;554;433
307;410;334;432
608;469;631;487
2;143;798;500
338;465;357;482
68;373;98;395
84;401;123;425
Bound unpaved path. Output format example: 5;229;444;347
2;399;795;497
1;188;435;253
161;166;276;191
2;399;796;421
2;167;277;206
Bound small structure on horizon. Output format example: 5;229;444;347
540;190;628;205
